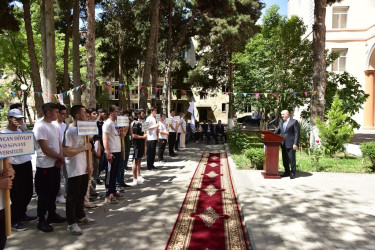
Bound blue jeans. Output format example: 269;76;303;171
116;150;130;186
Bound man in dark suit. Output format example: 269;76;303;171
274;110;300;179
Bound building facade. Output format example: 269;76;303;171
288;0;375;129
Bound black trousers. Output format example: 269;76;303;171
105;152;121;197
175;133;181;150
206;132;218;143
10;161;33;222
281;144;296;174
66;174;88;225
35;167;61;220
158;139;167;161
168;132;176;155
0;210;6;250
147;140;158;169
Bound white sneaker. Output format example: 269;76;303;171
138;176;145;183
56;195;66;204
78;216;96;225
67;223;82;235
132;179;139;186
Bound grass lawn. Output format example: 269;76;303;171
230;147;374;173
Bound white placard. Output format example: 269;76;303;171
156;114;161;122
77;120;99;136
142;122;150;132
116;116;129;127
174;116;180;122
0;132;35;159
166;118;172;125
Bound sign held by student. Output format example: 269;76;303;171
77;121;99;136
0;132;34;159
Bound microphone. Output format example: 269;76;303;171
268;118;277;124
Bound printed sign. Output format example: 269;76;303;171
142;122;150;132
77;121;99;136
166;118;172;125
156;114;161;122
116;116;129;127
174;116;180;122
0;132;35;159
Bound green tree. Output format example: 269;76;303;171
232;6;312;126
316;95;354;156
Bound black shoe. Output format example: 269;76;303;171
47;213;66;224
290;173;296;179
90;192;99;197
121;183;131;188
169;154;177;157
19;214;38;222
12;222;27;232
280;172;290;178
96;179;103;185
37;221;53;232
175;149;180;152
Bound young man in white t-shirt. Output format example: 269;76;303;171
52;104;67;204
33;103;66;233
103;105;125;203
3;109;36;232
63;105;95;235
146;107;158;171
158;114;169;164
168;110;178;157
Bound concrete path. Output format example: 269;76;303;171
226;145;375;250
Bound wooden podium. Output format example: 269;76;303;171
260;130;284;179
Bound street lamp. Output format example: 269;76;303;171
20;84;27;124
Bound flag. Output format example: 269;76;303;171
188;101;195;126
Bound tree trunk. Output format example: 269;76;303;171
118;45;126;110
72;0;81;105
139;0;160;110
162;2;173;115
63;0;72;112
228;52;235;129
40;0;48;102
310;0;327;145
45;0;57;102
23;0;44;118
151;14;159;108
85;0;96;109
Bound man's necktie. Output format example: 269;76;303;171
283;121;287;132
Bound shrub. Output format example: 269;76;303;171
244;147;264;170
299;119;311;150
316;95;354;156
360;142;375;171
0;108;9;122
227;125;251;150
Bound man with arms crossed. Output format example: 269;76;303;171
63;105;95;235
33;103;66;232
158;114;169;164
274;110;300;179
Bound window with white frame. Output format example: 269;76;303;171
331;48;348;72
332;6;348;29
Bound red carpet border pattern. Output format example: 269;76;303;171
166;152;249;250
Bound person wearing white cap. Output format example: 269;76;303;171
2;109;37;232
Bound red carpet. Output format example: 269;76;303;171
166;152;249;250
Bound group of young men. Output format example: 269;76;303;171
0;102;194;243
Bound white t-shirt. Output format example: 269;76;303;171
146;115;158;141
102;118;121;153
169;116;177;132
33;118;61;168
63;125;87;178
158;121;168;140
2;128;32;165
52;120;67;142
178;119;186;133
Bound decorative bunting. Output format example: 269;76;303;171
292;92;296;97
264;93;268;98
155;87;159;93
147;87;151;91
138;86;142;90
182;90;186;95
283;93;287;98
304;91;308;96
255;93;260;98
313;90;317;95
18;91;21;96
243;93;247;97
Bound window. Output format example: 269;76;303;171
332;48;348;72
132;103;138;109
222;85;228;93
332;7;348;29
222;103;226;112
200;91;207;100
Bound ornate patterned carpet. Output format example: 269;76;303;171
166;152;249;250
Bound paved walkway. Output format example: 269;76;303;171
226;144;375;250
5;142;375;249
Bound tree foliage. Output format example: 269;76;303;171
232;6;312;120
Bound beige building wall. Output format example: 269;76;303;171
288;0;375;129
